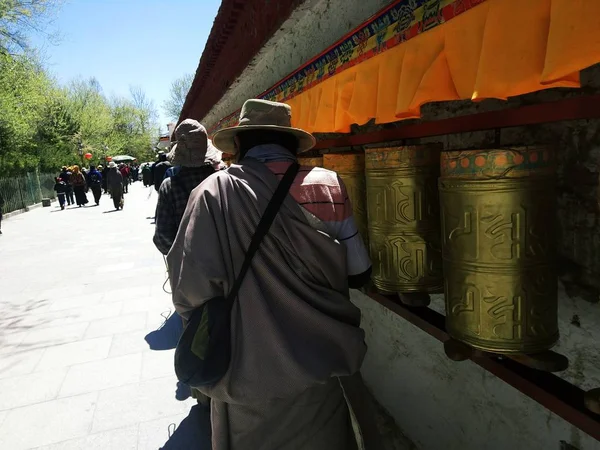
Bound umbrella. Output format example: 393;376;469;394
112;155;136;163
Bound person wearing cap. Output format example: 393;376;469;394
168;99;375;449
106;162;124;210
151;151;171;192
153;119;223;256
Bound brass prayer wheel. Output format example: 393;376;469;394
298;156;323;167
323;153;368;243
439;147;558;354
365;145;443;294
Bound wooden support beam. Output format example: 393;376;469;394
314;95;600;150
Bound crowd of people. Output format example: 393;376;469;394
54;162;140;210
151;99;380;450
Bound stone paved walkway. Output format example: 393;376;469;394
0;184;208;449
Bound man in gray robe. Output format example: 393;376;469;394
168;99;376;450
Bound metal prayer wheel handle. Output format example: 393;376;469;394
444;339;491;361
443;339;568;373
398;292;431;307
584;388;600;415
507;351;569;373
443;338;473;361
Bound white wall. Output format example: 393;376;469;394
201;0;600;448
352;287;600;450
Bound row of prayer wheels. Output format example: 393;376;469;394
300;146;559;357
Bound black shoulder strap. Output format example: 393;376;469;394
227;162;299;302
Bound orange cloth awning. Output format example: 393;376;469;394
284;0;599;133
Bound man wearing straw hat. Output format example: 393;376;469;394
168;99;376;450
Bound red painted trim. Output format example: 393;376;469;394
314;95;600;149
179;0;301;124
369;292;600;443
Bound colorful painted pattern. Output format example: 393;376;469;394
440;148;556;178
208;0;487;136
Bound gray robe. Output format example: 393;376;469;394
106;167;123;195
168;159;369;450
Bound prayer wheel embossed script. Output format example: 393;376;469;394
323;154;368;243
439;148;558;354
365;145;443;294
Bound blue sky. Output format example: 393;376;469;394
32;0;222;132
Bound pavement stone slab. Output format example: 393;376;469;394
0;392;98;449
91;376;193;434
84;312;148;339
18;322;90;353
0;348;45;380
58;353;143;398
0;185;200;448
109;329;153;357
34;425;139;450
0;368;67;411
35;336;113;371
141;348;177;381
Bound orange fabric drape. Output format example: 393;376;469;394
286;0;599;133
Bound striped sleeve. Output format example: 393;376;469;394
266;162;371;276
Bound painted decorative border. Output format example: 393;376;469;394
440;148;556;178
208;0;487;135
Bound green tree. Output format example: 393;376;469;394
162;73;193;120
35;88;79;171
0;51;52;172
66;76;113;151
0;0;61;55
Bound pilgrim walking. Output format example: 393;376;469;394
87;165;103;205
70;165;89;207
107;162;124;210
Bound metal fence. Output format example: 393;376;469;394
0;171;57;215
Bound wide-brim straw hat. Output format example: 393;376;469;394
168;119;222;167
212;99;316;154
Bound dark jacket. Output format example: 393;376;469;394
54;181;67;194
87;169;102;185
153;161;171;191
60;170;72;187
101;167;109;188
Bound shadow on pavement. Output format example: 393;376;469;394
145;311;183;351
160;404;211;449
145;312;192;401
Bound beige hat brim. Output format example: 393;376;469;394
212;125;316;155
